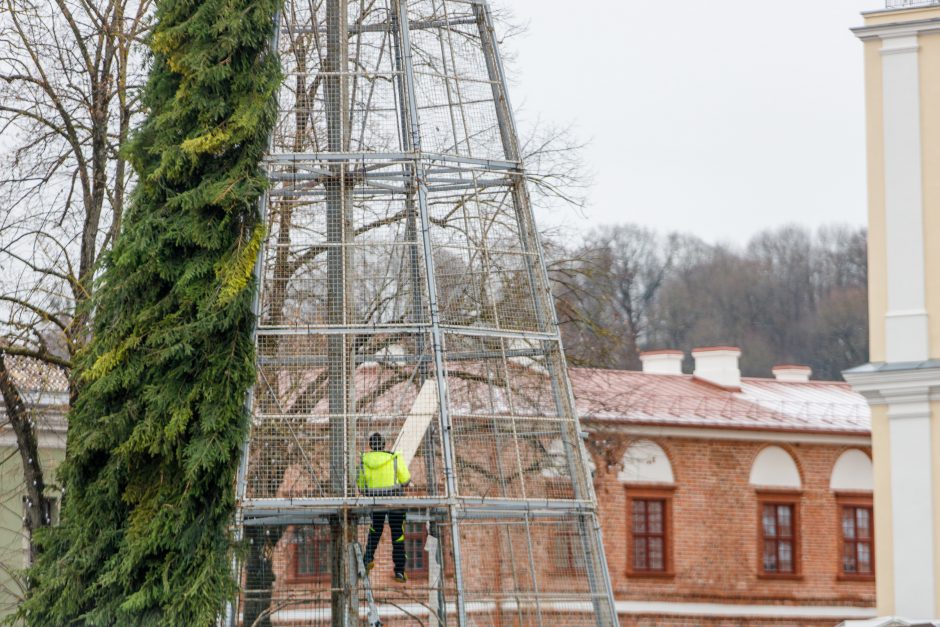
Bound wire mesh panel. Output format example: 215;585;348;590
234;0;617;624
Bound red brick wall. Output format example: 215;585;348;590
588;430;876;615
254;432;875;625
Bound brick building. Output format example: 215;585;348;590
255;346;876;625
574;347;877;626
2;349;877;625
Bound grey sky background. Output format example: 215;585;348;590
497;0;882;244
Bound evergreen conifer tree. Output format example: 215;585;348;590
21;0;281;623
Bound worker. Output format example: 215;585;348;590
358;431;412;582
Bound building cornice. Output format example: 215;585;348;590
852;16;940;41
843;361;940;406
583;421;870;446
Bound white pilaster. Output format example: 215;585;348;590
886;393;935;617
852;13;940;620
881;34;929;363
844;366;940;619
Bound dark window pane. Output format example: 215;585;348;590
843;542;857;573
764;540;777;571
762;506;777;537
633;501;646;534
858;542;871;573
857;509;871;539
777;506;792;538
779;540;793;572
296;527;330;577
297;552;313;575
634;538;647;570
840;506;874;576
648;501;663;534
649;537;664;570
631;498;669;572
405;523;428;574
409;538;425;570
842;508;856;539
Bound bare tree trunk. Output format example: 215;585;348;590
0;0;153;578
0;351;50;562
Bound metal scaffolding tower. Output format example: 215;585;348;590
233;0;618;624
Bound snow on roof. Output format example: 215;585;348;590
568;367;870;435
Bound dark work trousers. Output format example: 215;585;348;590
364;510;406;574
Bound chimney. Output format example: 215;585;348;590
772;364;812;383
639;349;684;375
692;346;742;389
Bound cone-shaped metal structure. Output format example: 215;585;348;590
233;1;617;624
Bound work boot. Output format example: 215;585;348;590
394;572;407;583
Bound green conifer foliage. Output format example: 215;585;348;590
22;0;281;623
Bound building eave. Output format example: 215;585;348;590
582;418;871;446
852;15;940;40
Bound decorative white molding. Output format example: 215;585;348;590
843;364;940;404
881;35;922;55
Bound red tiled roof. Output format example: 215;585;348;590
3;352;871;435
568;367;870;435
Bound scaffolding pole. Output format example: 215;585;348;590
235;1;618;624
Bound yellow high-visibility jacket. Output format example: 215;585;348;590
357;451;411;492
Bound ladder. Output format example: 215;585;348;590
352;542;382;627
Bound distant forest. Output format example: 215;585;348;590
549;224;868;381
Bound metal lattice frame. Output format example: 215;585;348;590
233;1;618;624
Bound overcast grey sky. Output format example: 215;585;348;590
497;0;881;244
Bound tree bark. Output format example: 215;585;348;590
0;350;51;564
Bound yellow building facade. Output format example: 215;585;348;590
846;3;940;619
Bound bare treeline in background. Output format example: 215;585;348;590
551;224;868;381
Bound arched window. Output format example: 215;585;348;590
620;440;675;577
750;446;801;576
618;440;675;484
831;450;874;578
749;445;801;489
830;449;874;492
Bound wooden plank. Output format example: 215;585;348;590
392;379;438;467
